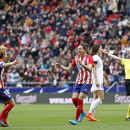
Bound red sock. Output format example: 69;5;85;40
2;105;8;124
75;99;83;121
72;98;78;108
0;104;14;120
3;113;8;125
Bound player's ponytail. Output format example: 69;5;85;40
91;44;101;56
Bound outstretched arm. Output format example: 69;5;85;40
103;50;122;62
18;0;29;6
3;58;19;68
55;62;73;72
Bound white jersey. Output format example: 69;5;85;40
92;55;103;85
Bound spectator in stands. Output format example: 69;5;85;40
9;68;20;84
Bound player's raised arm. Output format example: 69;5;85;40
3;58;19;68
103;50;122;62
55;62;73;72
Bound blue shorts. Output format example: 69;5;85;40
0;88;13;103
73;84;92;94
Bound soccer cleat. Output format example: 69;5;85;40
88;118;93;121
69;119;78;125
126;117;130;121
0;119;7;127
78;111;87;122
5;123;10;127
86;113;100;121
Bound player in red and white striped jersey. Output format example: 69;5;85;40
0;45;19;127
55;44;94;125
71;54;93;84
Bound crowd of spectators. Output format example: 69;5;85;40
0;0;129;87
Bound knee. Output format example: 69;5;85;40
101;97;104;101
10;99;15;106
12;101;15;106
79;94;86;100
99;97;104;101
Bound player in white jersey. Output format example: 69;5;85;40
55;44;94;125
86;44;107;121
0;45;19;127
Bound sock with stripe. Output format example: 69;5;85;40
75;99;83;121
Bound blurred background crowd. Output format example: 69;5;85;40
0;0;130;87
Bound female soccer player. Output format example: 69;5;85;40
104;50;130;121
18;0;33;6
0;45;19;127
55;44;94;125
86;44;107;121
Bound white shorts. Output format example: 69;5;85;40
91;84;104;93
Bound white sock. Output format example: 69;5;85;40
89;98;102;115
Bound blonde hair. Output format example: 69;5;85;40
0;45;6;59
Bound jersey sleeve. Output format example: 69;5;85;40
89;56;94;66
93;55;98;64
71;58;76;67
0;62;4;68
121;59;125;65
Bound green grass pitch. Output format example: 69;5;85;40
0;104;129;130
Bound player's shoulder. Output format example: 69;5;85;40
121;59;130;62
0;61;5;67
92;54;100;59
87;54;93;58
121;59;130;64
0;60;4;63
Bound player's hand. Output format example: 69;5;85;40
77;59;83;66
55;62;61;68
96;83;100;87
102;49;108;55
13;58;19;65
104;80;107;86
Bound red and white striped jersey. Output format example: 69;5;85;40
71;55;94;84
0;61;5;89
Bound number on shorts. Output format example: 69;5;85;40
4;90;10;96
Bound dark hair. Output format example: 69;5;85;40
91;44;101;56
79;43;88;50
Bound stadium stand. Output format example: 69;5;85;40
0;0;129;87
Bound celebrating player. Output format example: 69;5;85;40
104;50;130;121
55;44;94;125
0;45;19;127
86;44;107;121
